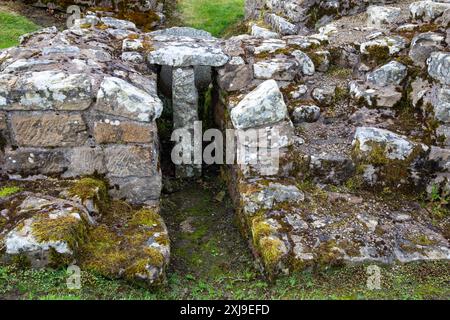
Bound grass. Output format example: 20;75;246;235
0;10;40;49
1;261;449;300
177;0;245;37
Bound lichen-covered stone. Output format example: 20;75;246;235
95;76;163;122
230;80;288;130
3;195;93;268
427;52;450;85
367;5;401;28
366;61;407;87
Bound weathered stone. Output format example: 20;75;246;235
427;52;450;85
264;13;297;35
360;36;407;55
367;6;401;28
251;25;280;39
95;76;163;122
409;32;445;67
104;145;158;178
217;58;253;92
121;52;145;64
427;146;450;171
241;181;304;215
353;127;428;162
366;61;407;87
432;86;450;123
4;195;92;268
63;147;107;178
312;86;336;106
292;105;321;123
349;81;403;108
436;124;450;146
411;77;433;107
148;37;229;67
172;67;198;129
108;176;162;204
149;27;213;39
42;45;80;57
236;120;295;149
1;59;55;73
290;84;308;99
100;17;137;30
253;39;287;55
230;80;288;130
410;1;450;21
11;113;88;147
253;58;298;81
0;71;92;111
292;50;315;76
312;50;330;72
93;120;157;144
122;39;144;51
3;148;69;176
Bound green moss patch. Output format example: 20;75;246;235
0;186;21;198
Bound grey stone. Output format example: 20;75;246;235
264;13;298;35
100;17;137;30
172;67;198;129
95;76;163;122
353;127;428;161
149;27;213;39
104;145;158;178
292;50;315;76
0;71;92;111
292;105;321;123
366;61;407;87
108;176;162;204
3;148;69;177
4;195;92;268
11;113;88;147
427;52;450;85
432;86;450;123
360;36;407;55
410;1;450;21
217;61;253;92
230;80;288;130
253;58;299;81
251;25;280;39
367;5;401;28
63;147;107;178
409;32;445;67
148;37;229;67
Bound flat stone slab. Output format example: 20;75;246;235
147;36;229;67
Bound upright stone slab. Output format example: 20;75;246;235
172;67;201;178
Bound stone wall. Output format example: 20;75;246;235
245;0;392;32
0;17;163;204
30;0;164;12
216;1;450;277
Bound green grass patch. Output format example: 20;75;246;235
0;261;449;300
178;0;245;37
0;11;40;49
